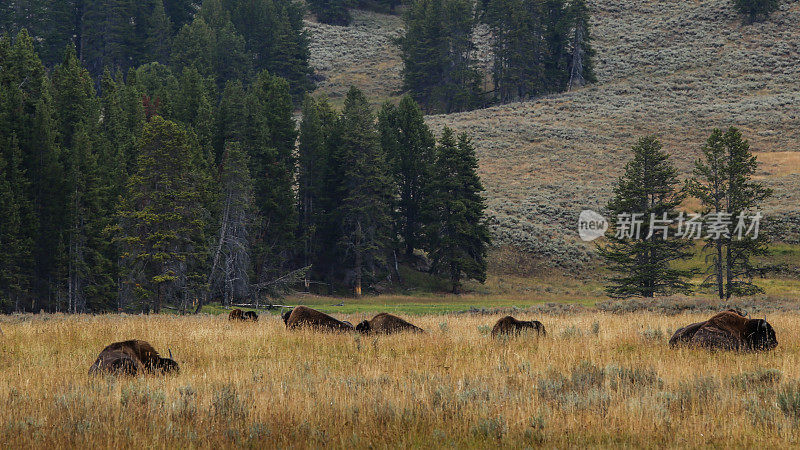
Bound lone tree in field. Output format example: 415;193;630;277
689;127;772;299
600;136;693;298
424;128;491;294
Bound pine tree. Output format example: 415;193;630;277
307;0;352;26
378;95;436;257
337;87;394;295
117;116;211;313
566;0;596;90
52;44;115;312
241;70;298;283
600;136;693;298
298;95;339;284
424;128;490;293
0;138;34;312
399;0;483;113
690;127;772;299
733;0;780;23
146;0;173;65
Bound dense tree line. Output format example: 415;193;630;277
0;0;313;99
602;129;771;299
399;0;596;112
0;31;490;312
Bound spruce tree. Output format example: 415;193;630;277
600;136;693;298
241;70;298;283
337;87;394;295
424;128;490;293
117;116;211;313
308;0;352;26
690;127;772;299
146;0;173;65
733;0;780;23
0;138;34;312
378;95;436;257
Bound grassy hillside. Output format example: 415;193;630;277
307;1;800;272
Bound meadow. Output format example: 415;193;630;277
3;309;800;448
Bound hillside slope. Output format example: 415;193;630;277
308;0;800;271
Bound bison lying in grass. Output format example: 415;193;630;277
669;310;777;351
491;316;546;338
282;306;353;332
89;340;179;376
355;313;424;334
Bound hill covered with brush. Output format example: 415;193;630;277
307;0;800;271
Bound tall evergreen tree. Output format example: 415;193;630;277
399;0;483;113
600;136;693;298
424;128;490;293
337;87;394;295
0;138;34;312
146;0;173;65
733;0;780;23
307;0;352;26
241;70;298;283
378;95;436;257
689;127;772;299
116;116;212;313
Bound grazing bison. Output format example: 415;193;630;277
243;310;258;322
669;310;777;351
229;309;244;321
491;316;546;338
355;313;424;334
89;340;179;376
283;306;353;332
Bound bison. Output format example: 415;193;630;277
229;309;244;321
243;310;258;322
669;309;747;346
89;340;179;376
491;316;546;338
355;313;425;334
669;310;777;351
283;306;353;332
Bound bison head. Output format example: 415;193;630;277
341;321;354;329
281;309;293;326
355;320;371;333
155;357;180;374
745;318;778;351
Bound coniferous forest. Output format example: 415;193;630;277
0;1;497;313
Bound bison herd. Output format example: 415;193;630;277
88;308;779;376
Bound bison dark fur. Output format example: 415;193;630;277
229;309;244;321
670;311;777;351
89;340;179;376
243;310;258;322
284;306;353;332
491;316;546;337
355;313;424;334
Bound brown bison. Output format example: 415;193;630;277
355;313;425;334
243;310;258;321
491;316;546;338
229;308;244;320
89;340;179;376
669;310;777;351
282;306;353;331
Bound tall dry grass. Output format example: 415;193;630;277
1;312;799;447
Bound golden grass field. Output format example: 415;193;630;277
3;311;800;448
